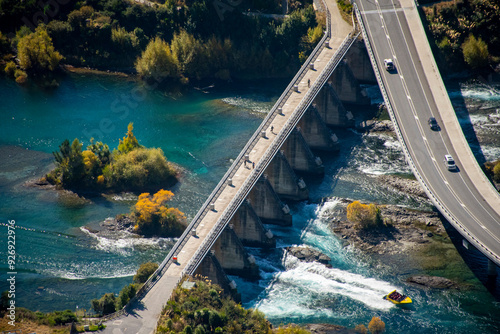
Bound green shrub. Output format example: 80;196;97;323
462;34;489;69
17;26;62;73
4;61;16;77
493;161;500;183
91;293;117;316
133;262;159;284
158;279;272;333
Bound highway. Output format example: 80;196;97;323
355;0;500;267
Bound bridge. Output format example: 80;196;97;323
103;0;500;332
355;0;500;271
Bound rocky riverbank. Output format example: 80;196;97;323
328;198;444;255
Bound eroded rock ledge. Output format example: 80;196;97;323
406;275;461;289
329;199;444;255
286;246;332;268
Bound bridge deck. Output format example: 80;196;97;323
356;0;500;268
103;1;353;333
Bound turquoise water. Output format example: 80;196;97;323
0;75;500;332
0;74;280;311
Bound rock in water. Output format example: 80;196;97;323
406;275;459;289
286;246;332;268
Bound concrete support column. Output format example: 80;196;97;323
281;129;324;175
488;259;498;277
247;176;293;226
211;226;260;280
343;39;377;83
194;252;241;302
313;84;354;127
328;61;370;105
230;200;276;248
297;106;339;152
264;152;309;201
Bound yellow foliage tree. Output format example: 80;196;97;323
17;26;62;72
134;189;185;236
118;123;142;154
368;317;385;334
346;201;382;229
354;324;368;334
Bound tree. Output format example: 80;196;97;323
50;138;85;188
135;36;178;81
133;262;159;284
116;284;137;310
133;189;186;236
461;34;489;69
368;317;385;334
355;324;368;334
109;147;177;191
118;123;142;154
494;161;500;183
17;26;62;73
346;201;383;229
91;293;117;316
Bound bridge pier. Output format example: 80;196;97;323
264;152;309;201
297;106;339;152
281;129;324;175
210;225;260;280
488;259;498;278
313;84;354;127
343;39;376;83
230;200;276;248
328;61;370;105
193;252;241;302
247;176;293;226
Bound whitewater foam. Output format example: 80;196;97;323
80;227;175;255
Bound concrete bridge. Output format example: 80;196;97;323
102;0;372;332
103;0;500;333
355;0;500;274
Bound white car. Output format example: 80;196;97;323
444;154;457;171
384;59;394;71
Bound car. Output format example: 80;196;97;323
428;117;439;130
444;154;457;171
384;59;394;71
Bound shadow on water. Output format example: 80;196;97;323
444;80;488;165
441;217;500;300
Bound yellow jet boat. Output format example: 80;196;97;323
383;290;412;304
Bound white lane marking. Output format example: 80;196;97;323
390;0;500;230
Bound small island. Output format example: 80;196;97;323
44;122;178;194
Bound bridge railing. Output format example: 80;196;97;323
184;31;360;276
124;0;335;305
353;3;500;264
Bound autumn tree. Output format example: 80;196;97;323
368;317;385;334
17;26;62;73
135;36;178;81
133;189;186;236
354;324;368;334
346;201;383;229
462;34;489;69
118;123;142;154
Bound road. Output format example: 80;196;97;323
355;0;500;267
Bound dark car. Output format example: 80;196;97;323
428;117;438;130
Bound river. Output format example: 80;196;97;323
0;74;499;332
